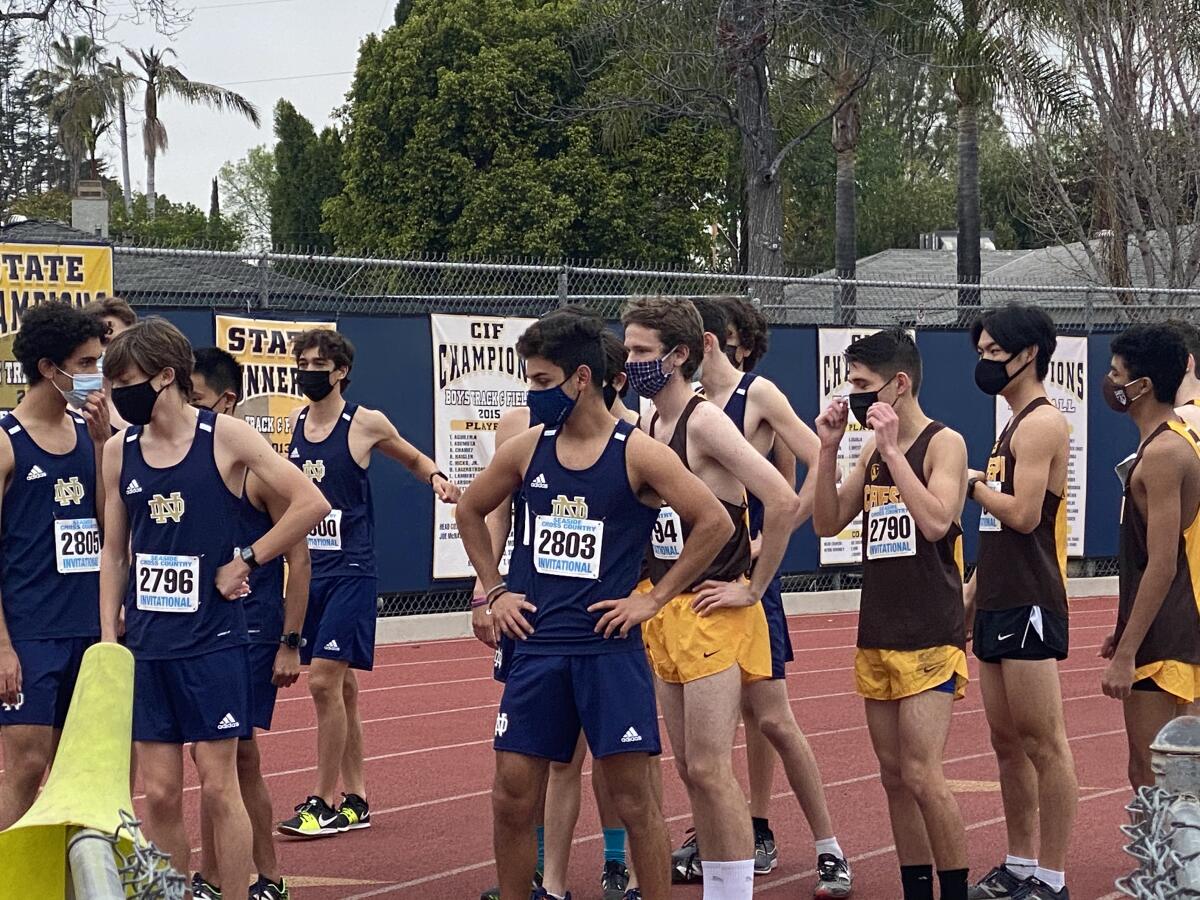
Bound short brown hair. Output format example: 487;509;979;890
620;296;704;379
84;296;137;327
293;329;354;391
103;316;194;396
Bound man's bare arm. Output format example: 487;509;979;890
364;408;460;502
883;428;967;542
973;409;1066;533
99;434;130;643
0;433;18;703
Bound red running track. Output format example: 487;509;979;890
4;597;1136;898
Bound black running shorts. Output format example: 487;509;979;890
973;605;1068;663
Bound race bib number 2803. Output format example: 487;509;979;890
533;515;603;580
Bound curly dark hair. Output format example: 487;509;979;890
13;301;106;387
293;329;355;392
719;295;769;371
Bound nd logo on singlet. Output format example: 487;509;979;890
148;492;186;525
53;476;85;506
551;495;589;518
303;460;326;482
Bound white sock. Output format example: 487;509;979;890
1005;855;1038;880
815;837;844;859
702;859;755;900
1033;867;1065;892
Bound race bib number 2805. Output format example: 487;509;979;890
533;515;603;580
55;517;100;574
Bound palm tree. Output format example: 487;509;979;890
930;0;1080;310
125;46;261;217
109;57;134;215
31;34;119;191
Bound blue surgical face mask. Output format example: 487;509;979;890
527;374;578;428
625;349;678;399
55;367;103;409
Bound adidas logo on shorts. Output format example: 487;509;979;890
125;479;143;495
530;473;548;489
216;713;240;730
620;726;642;744
25;465;46;481
324;639;341;652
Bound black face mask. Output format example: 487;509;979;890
724;345;740;368
112;379;163;426
297;369;336;402
975;354;1032;396
603;383;619;410
847;375;896;428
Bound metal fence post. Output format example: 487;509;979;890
258;251;269;309
68;828;124;900
1152;716;1200;794
557;266;569;307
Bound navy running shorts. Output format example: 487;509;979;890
761;575;794;679
133;645;252;743
0;636;94;729
300;576;377;671
493;634;515;683
494;649;661;763
973;605;1069;663
245;642;280;733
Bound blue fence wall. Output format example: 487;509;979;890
147;308;1138;594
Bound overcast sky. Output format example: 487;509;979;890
98;0;391;211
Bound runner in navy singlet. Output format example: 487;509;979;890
472;320;642;900
0;301;109;829
190;347;312;900
279;329;461;839
99;318;328;897
456;309;731;900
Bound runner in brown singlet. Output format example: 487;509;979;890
965;304;1077;900
813;327;968;900
1100;324;1200;789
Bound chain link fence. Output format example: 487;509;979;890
105;242;1150;616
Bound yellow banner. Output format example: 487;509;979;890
0;242;114;412
214;314;336;457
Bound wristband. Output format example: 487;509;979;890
967;476;983;500
487;590;510;612
470;596;488;609
429;470;449;485
484;582;507;602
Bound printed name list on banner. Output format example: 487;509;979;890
432;314;536;579
0;242;113;415
214;315;335;458
816;327;914;566
994;334;1087;556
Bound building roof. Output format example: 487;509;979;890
0;219;107;246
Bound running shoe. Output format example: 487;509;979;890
754;825;779;874
968;865;1028;899
250;875;290;899
601;859;630;899
277;795;340;838
334;792;371;831
531;888;571;899
671;828;702;883
480;870;543;900
191;872;222;899
624;891;642;900
1011;878;1069;900
814;853;853;898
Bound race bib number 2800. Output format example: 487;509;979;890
308;509;343;551
135;553;200;613
533;515;603;579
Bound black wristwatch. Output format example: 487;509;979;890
280;632;304;649
239;545;260;570
967;476;983;500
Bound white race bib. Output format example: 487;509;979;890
651;506;684;561
533;515;603;580
135;553;200;613
866;502;916;560
54;517;100;574
979;481;1003;532
308;509;343;551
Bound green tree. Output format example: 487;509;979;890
110;190;243;247
324;0;726;262
218;145;276;249
0;29;70;209
123;46;261;217
269;101;341;250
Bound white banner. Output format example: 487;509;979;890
431;314;537;579
994;335;1087;556
816;328;903;565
